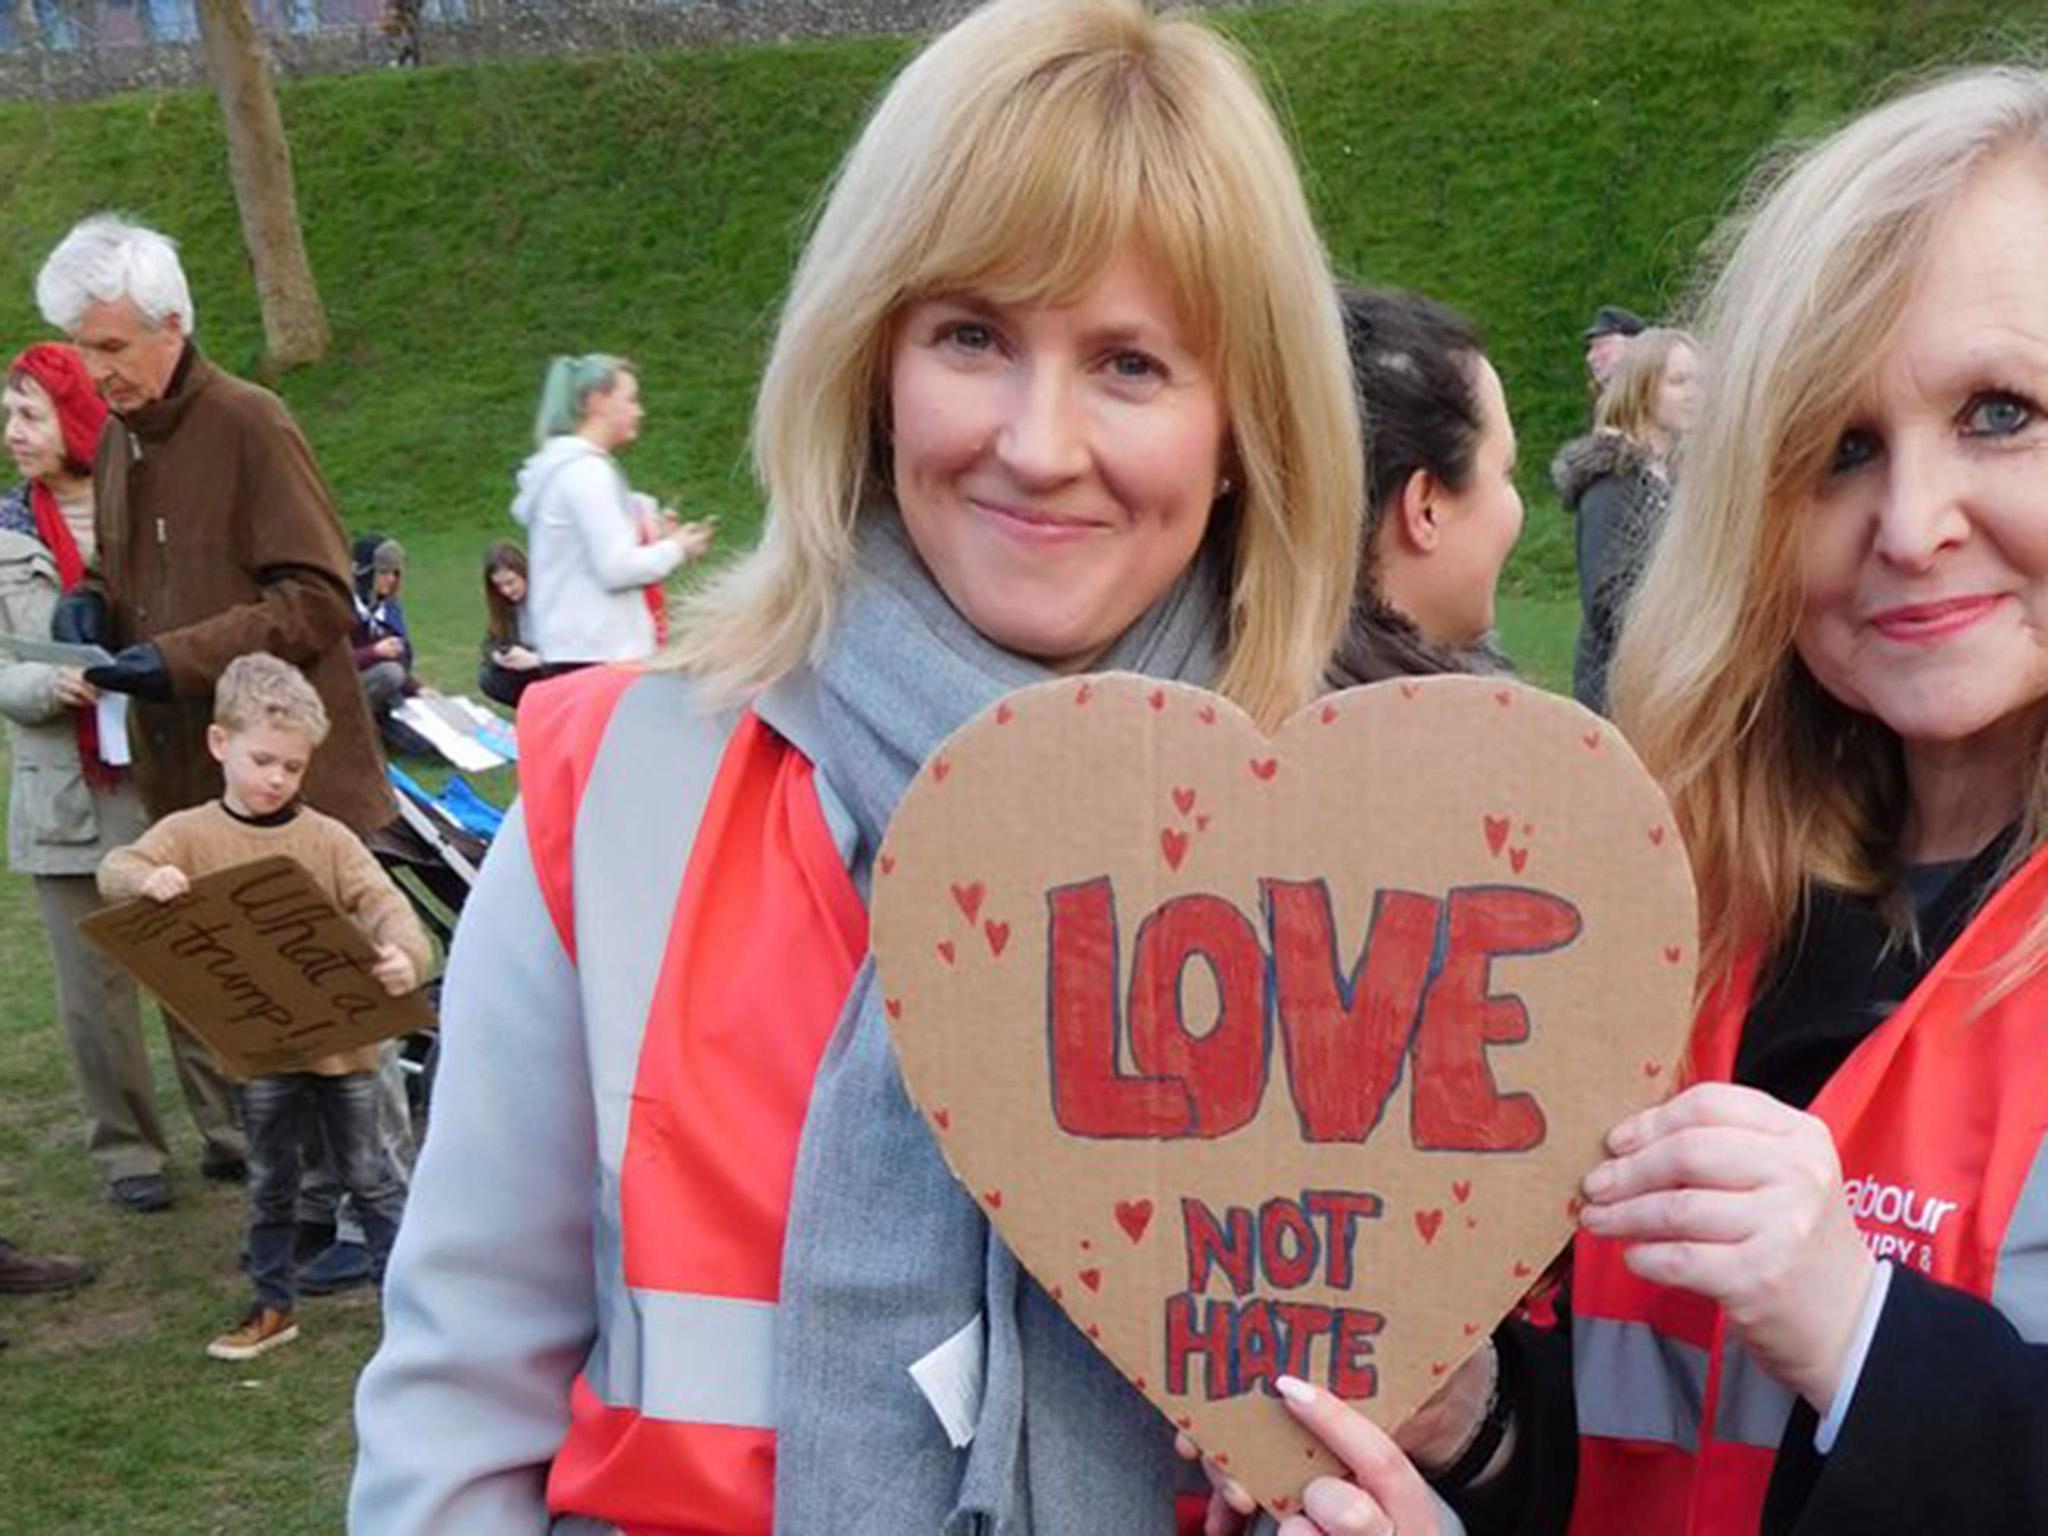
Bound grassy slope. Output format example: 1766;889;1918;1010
2;3;2046;1529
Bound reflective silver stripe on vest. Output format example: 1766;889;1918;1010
1573;1315;1707;1451
1994;1132;2048;1342
633;1290;779;1428
571;676;741;1416
1710;1341;1794;1449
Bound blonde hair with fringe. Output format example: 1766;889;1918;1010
1595;327;1698;448
668;0;1362;729
1611;66;2048;990
214;652;331;745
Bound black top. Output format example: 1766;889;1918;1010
1455;831;2040;1536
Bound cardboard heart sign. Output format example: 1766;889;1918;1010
872;673;1697;1514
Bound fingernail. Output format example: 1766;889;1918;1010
1583;1164;1613;1197
1275;1374;1317;1405
1608;1119;1642;1153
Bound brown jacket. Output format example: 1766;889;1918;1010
89;348;393;834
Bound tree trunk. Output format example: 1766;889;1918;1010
194;0;329;368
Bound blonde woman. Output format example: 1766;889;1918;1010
1203;64;2048;1536
351;2;1360;1532
1553;327;1700;713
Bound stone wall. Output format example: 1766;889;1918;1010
0;0;1291;102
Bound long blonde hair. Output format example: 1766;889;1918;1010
1594;327;1697;450
1612;66;2048;987
669;0;1361;729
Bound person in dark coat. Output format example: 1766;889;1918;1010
1553;326;1699;714
1329;286;1521;688
35;214;395;837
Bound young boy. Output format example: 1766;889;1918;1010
98;652;432;1360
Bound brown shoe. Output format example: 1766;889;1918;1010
206;1305;299;1361
0;1240;94;1295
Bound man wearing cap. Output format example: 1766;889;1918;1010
1584;304;1646;390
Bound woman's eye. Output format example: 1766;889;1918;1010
940;321;996;353
1828;427;1880;477
1963;391;2035;437
1106;349;1165;382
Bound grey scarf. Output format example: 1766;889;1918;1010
772;508;1226;1535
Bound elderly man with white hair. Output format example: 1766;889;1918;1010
36;216;402;1267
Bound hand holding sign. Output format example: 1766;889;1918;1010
871;674;1697;1515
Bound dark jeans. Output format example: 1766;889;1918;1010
244;1071;406;1310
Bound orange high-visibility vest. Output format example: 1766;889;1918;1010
1569;844;2048;1535
518;670;867;1536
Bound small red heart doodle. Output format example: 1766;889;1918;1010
1483;815;1511;857
1451;1180;1472;1204
1522;822;1534;836
932;1108;950;1130
1414;1208;1444;1245
1493;689;1512;707
930;756;951;783
1649;825;1667;846
1582;730;1602;751
1273;1497;1295;1515
1214;1453;1230;1468
1075;682;1094;706
1509;846;1530;874
1513;1260;1533;1279
878;853;897;875
1160;828;1190;871
1249;757;1279;781
885;997;903;1020
936;940;956;965
1197;704;1217;724
1133;1376;1147;1392
1087;1323;1101;1340
995;701;1015;726
983;1190;1003;1209
1176;1416;1193;1430
1320;702;1339;725
1431;1362;1449;1378
1464;1322;1479;1336
1304;1447;1318;1460
1466;1215;1478;1229
1080;1238;1093;1251
1663;944;1683;965
1148;688;1167;712
1642;1060;1663;1077
951;881;986;924
1399;682;1422;699
1080;1268;1102;1293
1115;1199;1154;1243
984;920;1011;957
1172;786;1197;817
1196;813;1212;832
1052;1284;1064;1301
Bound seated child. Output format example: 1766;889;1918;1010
97;652;433;1361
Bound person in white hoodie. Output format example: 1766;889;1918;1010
509;355;712;666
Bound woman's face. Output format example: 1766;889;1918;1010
887;244;1228;671
1795;152;2048;758
490;564;527;605
2;377;67;485
582;371;644;452
1654;344;1700;439
1420;357;1524;644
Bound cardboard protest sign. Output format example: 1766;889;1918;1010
871;674;1697;1515
81;855;435;1078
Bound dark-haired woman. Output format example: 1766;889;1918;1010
476;542;544;708
1327;286;1522;687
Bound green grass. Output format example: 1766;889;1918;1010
5;1;2048;1527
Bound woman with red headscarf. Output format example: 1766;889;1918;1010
0;344;175;1213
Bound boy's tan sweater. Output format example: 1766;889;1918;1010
98;800;434;1077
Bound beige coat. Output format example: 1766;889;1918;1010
0;517;148;875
